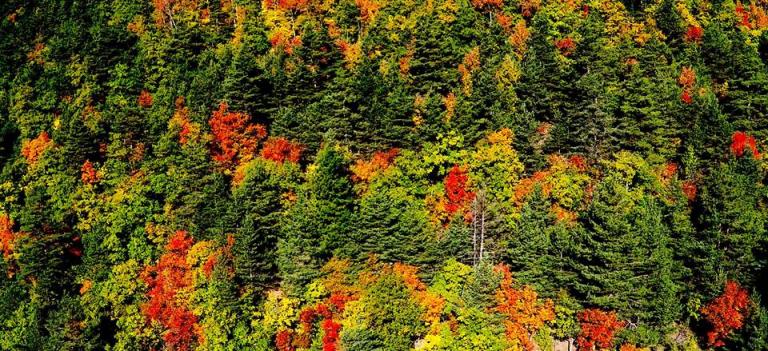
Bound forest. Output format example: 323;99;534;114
1;0;768;350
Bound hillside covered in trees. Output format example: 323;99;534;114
1;0;768;350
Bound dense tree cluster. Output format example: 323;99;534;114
1;0;768;350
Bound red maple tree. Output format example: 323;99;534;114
684;26;704;43
260;137;303;164
577;308;625;350
275;329;295;351
209;102;267;170
444;165;475;214
701;281;751;347
141;230;199;351
81;160;99;185
731;131;760;159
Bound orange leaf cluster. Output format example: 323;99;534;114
355;0;381;24
678;67;696;88
701;281;751;347
513;170;551;204
520;0;541;17
681;180;697;201
577;308;625;350
141;230;199;351
138;90;153;108
209;102;267;170
171;97;195;145
350;148;399;183
555;37;576;56
678;67;696;104
264;0;309;12
735;3;768;30
470;0;503;12
443;92;457;122
444;165;475;215
731;131;760;159
260;137;303;164
568;155;587;171
393;263;446;332
494;264;555;351
0;215;17;260
152;0;200;28
21;131;53;165
81;160;99;185
508;20;530;58
458;47;481;95
270;32;303;55
27;43;45;64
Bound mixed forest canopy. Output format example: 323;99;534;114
1;0;768;350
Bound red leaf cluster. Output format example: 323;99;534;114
731;131;760;159
736;2;752;29
81;160;99;185
321;318;341;351
260;137;303;164
209;102;267;170
685;26;703;43
141;230;199;351
555;37;576;56
275;329;295;351
138;90;154;108
21;131;53;165
568;155;587;171
680;90;693;105
291;296;351;350
577;309;625;350
701;281;751;347
444;165;475;215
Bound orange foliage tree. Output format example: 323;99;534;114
678;67;696;104
577;308;625;350
0;215;17;260
21;131;53;165
138;90;153;108
701;281;751;347
141;230;200;351
350;148;399;183
209;102;267;171
555;37;576;56
260;137;303;164
494;264;555;351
